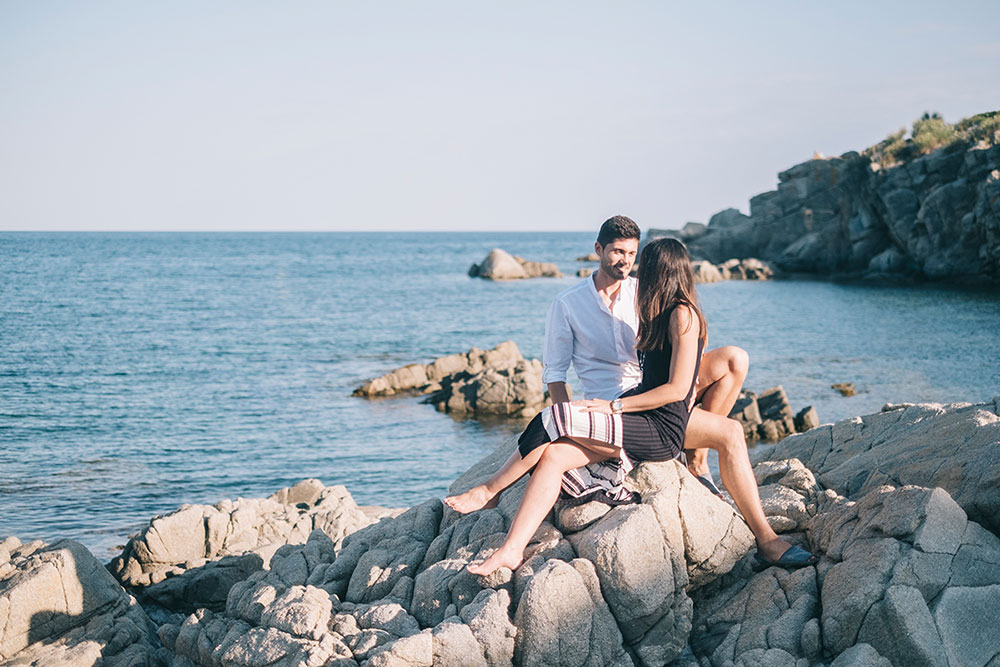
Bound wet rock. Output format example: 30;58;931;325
832;382;857;396
468;249;561;280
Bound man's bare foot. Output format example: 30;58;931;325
443;485;499;514
467;546;523;576
756;536;796;562
684;448;711;478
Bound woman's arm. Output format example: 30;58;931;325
578;305;700;414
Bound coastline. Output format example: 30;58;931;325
3;396;999;665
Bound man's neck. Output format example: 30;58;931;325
592;270;624;307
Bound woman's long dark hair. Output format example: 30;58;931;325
635;238;707;351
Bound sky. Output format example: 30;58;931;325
2;1;999;232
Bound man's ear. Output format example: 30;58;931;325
594;241;602;256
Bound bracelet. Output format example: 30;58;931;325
611;399;623;414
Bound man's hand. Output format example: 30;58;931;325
574;399;613;414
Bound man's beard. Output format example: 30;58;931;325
602;260;629;279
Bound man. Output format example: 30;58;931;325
543;215;749;494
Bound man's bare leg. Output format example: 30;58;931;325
685;346;749;478
683;407;811;563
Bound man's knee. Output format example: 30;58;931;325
722;345;749;379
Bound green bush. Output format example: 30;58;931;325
911;116;956;154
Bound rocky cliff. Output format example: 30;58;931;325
670;111;1000;284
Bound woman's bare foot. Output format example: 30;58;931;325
443;485;499;514
467;546;523;576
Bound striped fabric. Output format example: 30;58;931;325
540;402;624;450
560;458;639;506
537;402;639;505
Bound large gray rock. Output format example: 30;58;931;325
0;537;166;666
468;249;562;280
756;397;1000;534
810;484;1000;664
108;480;396;612
512;558;631;667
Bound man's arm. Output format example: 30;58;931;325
547;382;570;404
541;298;573;403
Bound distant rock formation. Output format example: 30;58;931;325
727;386;818;443
691;258;775;283
468;249;562;280
654;111;1000;284
354;341;551;418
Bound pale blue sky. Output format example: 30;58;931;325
2;1;999;231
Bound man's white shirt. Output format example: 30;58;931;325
542;275;641;400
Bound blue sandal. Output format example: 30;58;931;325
752;545;818;571
696;474;724;497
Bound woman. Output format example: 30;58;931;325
445;238;816;575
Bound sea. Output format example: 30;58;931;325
2;232;999;560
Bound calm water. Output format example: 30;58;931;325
2;232;998;559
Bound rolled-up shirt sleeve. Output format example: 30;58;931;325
542;297;573;384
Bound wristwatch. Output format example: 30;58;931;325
611;399;623;415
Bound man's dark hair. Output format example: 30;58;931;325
597;215;641;247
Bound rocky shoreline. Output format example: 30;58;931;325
3;396;998;666
647;112;1000;285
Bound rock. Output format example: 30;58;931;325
469;249;561;280
830;644;893;667
576;268;592;277
0;538;166;665
458;589;516;667
757;398;1000;534
354;341;551;417
794;406;819;432
832;382;857;396
691;260;723;283
809;484;1000;663
353;341;523;398
425;357;549;418
726;387;815;443
576;252;599;262
684;122;1000;284
512;559;631;667
108;480;395;613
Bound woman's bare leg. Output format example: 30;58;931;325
686;346;749;477
684;407;795;562
444;441;551;513
468;438;613;575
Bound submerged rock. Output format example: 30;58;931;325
468;249;562;280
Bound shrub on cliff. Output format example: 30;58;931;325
911;112;956;154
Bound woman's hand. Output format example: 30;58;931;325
573;399;613;415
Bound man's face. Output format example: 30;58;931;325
596;238;639;281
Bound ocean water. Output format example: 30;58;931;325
1;232;998;559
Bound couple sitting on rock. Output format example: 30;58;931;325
445;216;818;575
